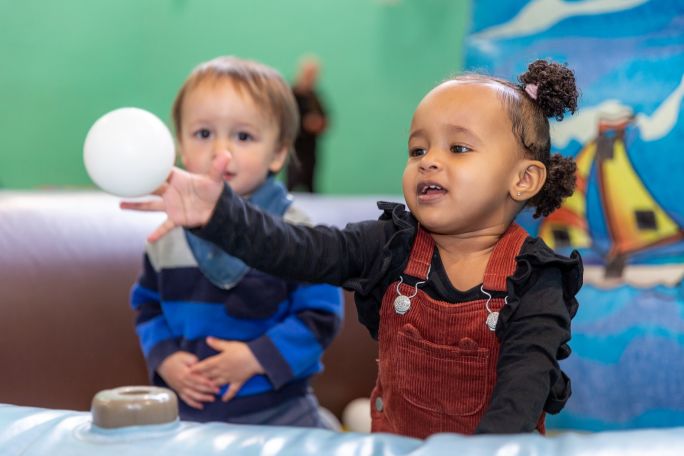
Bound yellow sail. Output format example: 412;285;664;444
598;135;682;255
541;112;683;278
539;143;595;249
576;141;596;184
539;218;592;249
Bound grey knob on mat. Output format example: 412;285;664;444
91;386;179;429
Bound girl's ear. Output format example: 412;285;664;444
511;159;546;201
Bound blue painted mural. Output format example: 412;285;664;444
466;0;684;430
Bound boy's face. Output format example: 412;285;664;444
178;79;288;197
402;81;523;235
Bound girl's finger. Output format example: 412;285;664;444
151;181;170;196
208;153;230;182
119;198;165;212
148;218;177;243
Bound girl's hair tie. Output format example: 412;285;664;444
524;83;538;100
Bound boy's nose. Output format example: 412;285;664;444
213;139;233;156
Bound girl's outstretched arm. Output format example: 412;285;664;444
123;153;386;286
190;180;383;286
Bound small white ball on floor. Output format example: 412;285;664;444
342;397;371;433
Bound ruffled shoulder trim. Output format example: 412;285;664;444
344;203;416;295
497;236;582;353
514;237;583;304
375;202;418;271
376;201;414;227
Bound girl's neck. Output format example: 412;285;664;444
431;224;507;257
429;223;509;291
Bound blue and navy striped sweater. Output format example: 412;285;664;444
130;206;343;422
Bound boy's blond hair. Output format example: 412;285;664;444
172;56;299;151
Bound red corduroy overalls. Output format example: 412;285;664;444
369;223;545;438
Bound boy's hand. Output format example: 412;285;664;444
158;351;219;410
190;337;266;402
120;153;229;243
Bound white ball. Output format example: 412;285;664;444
84;107;175;197
342;397;371;433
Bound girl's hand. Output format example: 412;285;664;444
120;153;229;242
190;337;265;402
157;351;220;410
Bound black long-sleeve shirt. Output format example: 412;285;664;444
193;184;582;434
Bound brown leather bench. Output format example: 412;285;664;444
0;191;379;419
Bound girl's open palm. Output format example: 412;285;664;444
121;153;229;242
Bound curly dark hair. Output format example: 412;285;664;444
518;60;579;217
453;59;580;218
519;60;579;121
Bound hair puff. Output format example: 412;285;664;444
519;60;579;121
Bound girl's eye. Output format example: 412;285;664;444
236;131;253;142
409;147;426;157
194;129;211;139
450;144;471;154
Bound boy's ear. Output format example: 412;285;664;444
268;145;290;174
511;159;546;201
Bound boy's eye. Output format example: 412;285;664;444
450;144;471;154
409;147;426;157
236;131;253;142
194;129;211;139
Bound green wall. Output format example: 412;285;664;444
0;0;469;194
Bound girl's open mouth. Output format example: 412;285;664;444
417;182;447;202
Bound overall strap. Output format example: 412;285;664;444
402;226;433;279
482;223;529;292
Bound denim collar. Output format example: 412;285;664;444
184;176;292;289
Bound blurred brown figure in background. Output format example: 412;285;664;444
287;56;328;193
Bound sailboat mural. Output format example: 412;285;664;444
540;83;684;277
466;0;684;432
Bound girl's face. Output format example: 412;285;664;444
402;81;524;235
178;79;288;197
